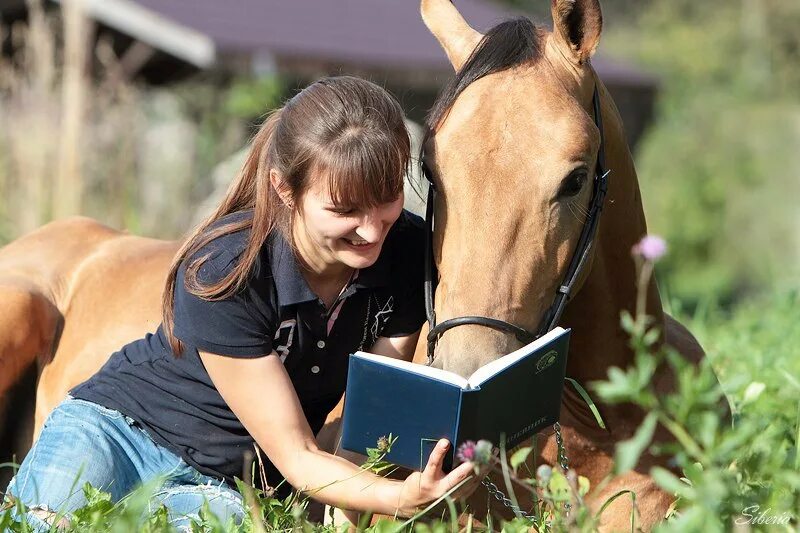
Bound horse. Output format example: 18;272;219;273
395;0;727;529
0;0;727;529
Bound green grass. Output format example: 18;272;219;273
2;289;798;531
607;288;800;532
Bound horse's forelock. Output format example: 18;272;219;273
425;17;545;140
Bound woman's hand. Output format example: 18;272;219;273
201;352;489;516
394;438;488;517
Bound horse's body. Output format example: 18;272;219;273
0;1;727;530
0;217;177;437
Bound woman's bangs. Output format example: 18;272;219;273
320;140;406;209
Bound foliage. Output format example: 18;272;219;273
0;2;284;244
592;288;800;530
362;434;399;476
600;0;800;305
223;76;284;121
2;279;798;530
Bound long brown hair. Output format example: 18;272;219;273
162;76;410;356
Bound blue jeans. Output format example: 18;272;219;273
2;396;245;531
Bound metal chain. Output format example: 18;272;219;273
481;424;573;519
481;476;534;520
553;422;570;472
553;422;572;514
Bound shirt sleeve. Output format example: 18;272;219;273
172;248;276;358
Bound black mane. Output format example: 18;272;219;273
426;17;544;133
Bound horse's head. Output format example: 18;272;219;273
422;0;643;376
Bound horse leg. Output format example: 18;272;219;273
0;364;37;490
0;283;62;486
0;283;62;408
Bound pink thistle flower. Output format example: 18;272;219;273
456;440;476;462
632;235;667;262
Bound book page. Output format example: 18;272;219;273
466;327;567;388
352;351;470;389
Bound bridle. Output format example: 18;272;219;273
421;84;610;366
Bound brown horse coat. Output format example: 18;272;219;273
0;217;177;436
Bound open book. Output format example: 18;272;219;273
341;327;570;472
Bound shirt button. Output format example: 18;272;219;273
311;365;320;374
317;340;326;349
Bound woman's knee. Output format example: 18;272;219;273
6;398;138;511
2;492;72;532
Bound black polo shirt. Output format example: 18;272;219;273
71;209;425;492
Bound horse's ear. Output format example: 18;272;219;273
550;0;603;65
421;0;484;71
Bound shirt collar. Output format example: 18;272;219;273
268;232;318;306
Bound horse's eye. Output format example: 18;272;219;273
557;170;588;198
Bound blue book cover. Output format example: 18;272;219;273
341;327;571;472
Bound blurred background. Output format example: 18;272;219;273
1;0;798;309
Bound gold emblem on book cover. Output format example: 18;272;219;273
536;350;558;374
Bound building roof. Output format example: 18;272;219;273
135;0;504;68
49;0;655;87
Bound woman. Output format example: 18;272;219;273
3;76;480;530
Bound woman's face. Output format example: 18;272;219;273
296;177;405;270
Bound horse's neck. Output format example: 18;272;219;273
560;85;664;385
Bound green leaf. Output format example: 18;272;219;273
779;368;800;390
592;367;637;403
613;411;658;474
565;377;607;429
620;310;635;334
83;482;112;506
546;470;571;502
642;326;661;346
682;462;703;486
578;475;591;497
694;411;719;449
741;381;766;405
362;434;399;475
650;466;695;499
0;509;14;531
509;447;533;472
